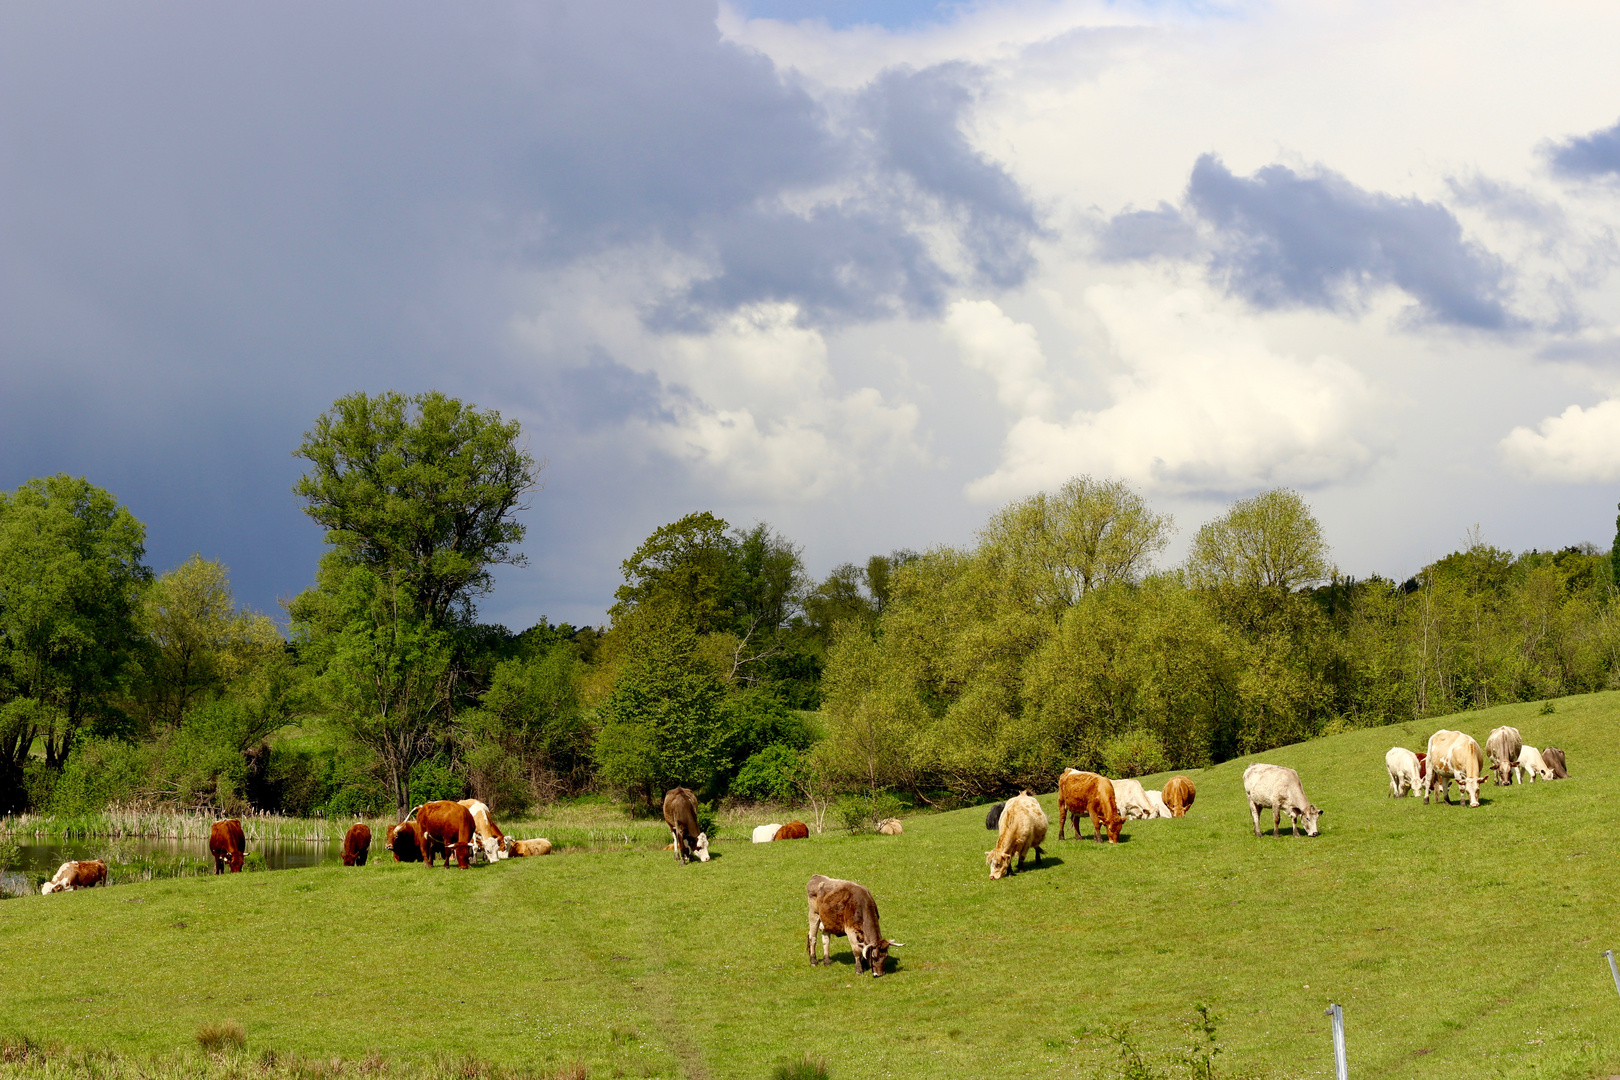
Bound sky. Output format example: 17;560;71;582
4;0;1620;630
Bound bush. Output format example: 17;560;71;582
731;744;802;803
1102;730;1169;779
407;758;465;804
832;793;904;834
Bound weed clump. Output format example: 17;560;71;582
771;1053;829;1080
196;1021;247;1054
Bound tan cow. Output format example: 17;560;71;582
1111;778;1158;821
1486;726;1523;786
1426;729;1486;807
986;792;1047;879
505;837;552;856
876;818;904;835
1162;776;1196;817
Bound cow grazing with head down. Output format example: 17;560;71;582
1425;729;1486;807
457;799;506;862
342;823;371;866
986;792;1047;879
387;820;424;862
209;819;246;874
1162;776;1196;818
1144;790;1173;818
1111;778;1158;821
806;875;902;977
1386;747;1422;797
1542;746;1568;779
662;787;710;864
1243;764;1323;837
1486;726;1524;786
774;821;809;841
40;859;108;894
415;801;475;868
1515;745;1554;782
1058;770;1122;843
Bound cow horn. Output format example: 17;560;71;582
888;941;905;948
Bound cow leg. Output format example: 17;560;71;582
1290;812;1299;838
1272;807;1281;838
1091;810;1103;842
670;828;684;865
1057;806;1067;841
1249;801;1262;838
807;911;820;965
455;841;469;869
1033;844;1043;865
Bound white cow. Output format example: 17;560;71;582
457;799;506;862
752;823;784;844
1242;763;1322;837
1111;778;1158;821
1485;726;1523;786
1515;745;1554;783
1144;790;1173;818
1385;747;1422;797
1425;729;1486;807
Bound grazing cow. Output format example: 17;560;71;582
984;802;1006;831
1385;747;1422;798
1144;790;1172;818
806;875;902;976
1057;769;1122;843
414;801;475;868
986;792;1048;879
342;823;371;866
1243;763;1323;838
1162;776;1196;818
1542;746;1568;779
1111;778;1158;821
1417;752;1427;781
774;821;809;841
752;823;784;844
209;819;246;874
662;787;710;865
1425;729;1486;807
387;820;424;862
1515;745;1554;783
1486;726;1523;786
457;799;507;862
506;837;552;856
877;818;904;835
40;859;108;894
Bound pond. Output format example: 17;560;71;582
11;836;344;876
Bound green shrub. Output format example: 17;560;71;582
731;744;802;802
832;793;903;834
1102;730;1169;779
407;758;465;804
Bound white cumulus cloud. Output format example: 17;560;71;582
1501;398;1620;483
944;299;1053;416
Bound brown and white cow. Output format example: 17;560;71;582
505;837;552;856
806;874;902;977
1162;776;1196;818
415;801;475;868
1057;769;1122;843
1542;746;1568;779
1425;729;1486;807
774;821;809;841
1486;726;1523;786
1243;763;1322;837
986;792;1047;879
40;859;108;894
457;799;507;862
387;820;424;862
209;818;246;874
342;823;371;866
662;787;710;864
1385;747;1422;797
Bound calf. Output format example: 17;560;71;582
416;801;476;868
774;821;809;841
1542;746;1568;779
662;787;710;864
986;792;1048;879
40;859;108;894
209;818;246;874
984;802;1006;831
1162;776;1196;817
1111;778;1157;821
342;823;371;866
458;799;507;862
1515;745;1554;782
1057;769;1122;843
1243;763;1322;837
1486;726;1523;786
506;837;552;856
806;875;902;977
1426;729;1486;807
1385;747;1422;797
752;823;784;844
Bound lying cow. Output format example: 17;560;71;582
1111;778;1158;821
40;859;108;894
752;823;784;844
387;820;424;862
1426;729;1486;807
662;787;710;864
1385;747;1422;797
1162;776;1196;817
1058;769;1121;843
806;874;902;977
1486;726;1523;786
1516;745;1554;782
986;792;1047;879
984;802;1006;831
342;823;371;866
506;837;552;856
1144;790;1173;818
774;821;809;841
209;818;246;874
1243;763;1323;837
876;818;904;835
415;801;476;868
458;799;507;862
1542;746;1568;779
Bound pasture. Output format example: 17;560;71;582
3;695;1620;1079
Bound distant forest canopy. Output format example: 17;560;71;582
2;392;1617;819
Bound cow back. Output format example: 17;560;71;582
662;787;702;840
984;802;1005;830
1162;776;1195;816
775;821;809;841
1543;746;1568;778
416;801;475;845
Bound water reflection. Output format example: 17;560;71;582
14;837;342;875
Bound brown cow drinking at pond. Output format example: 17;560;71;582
342;823;372;866
209;819;246;874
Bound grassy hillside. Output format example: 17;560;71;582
4;694;1620;1080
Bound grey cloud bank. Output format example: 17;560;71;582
1547;115;1620;179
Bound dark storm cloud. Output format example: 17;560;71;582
1544;116;1620;180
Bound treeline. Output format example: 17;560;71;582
2;393;1616;820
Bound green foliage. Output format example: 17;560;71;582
49;736;149;814
1188;488;1329;592
461;639;587;816
407;757;464;804
612;511;740;634
708;687;813;793
731;744;803;802
832;793;902;834
1103;729;1170;779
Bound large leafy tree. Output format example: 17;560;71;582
0;475;150;804
1187;488;1329;593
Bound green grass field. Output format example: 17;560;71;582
4;694;1620;1080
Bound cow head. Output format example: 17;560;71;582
1301;805;1323;836
1462;776;1482;807
694;832;711;862
986;850;1013;880
860;938;899;977
39;881;58;895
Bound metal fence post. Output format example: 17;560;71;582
1604;951;1620;999
1324;1003;1347;1080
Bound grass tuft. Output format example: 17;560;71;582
771;1054;828;1080
195;1022;246;1054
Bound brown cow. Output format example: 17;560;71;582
1058;769;1122;843
387;820;424;862
774;821;810;841
662;787;710;864
342;823;372;867
806;874;902;977
506;837;552;856
1542;747;1568;779
40;859;108;894
209;819;246;874
415;801;475;868
1162;776;1197;818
